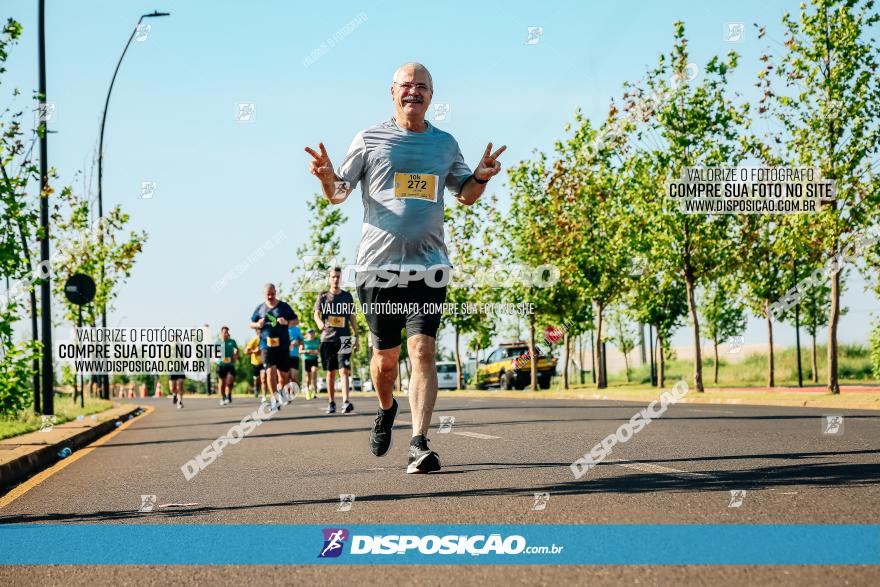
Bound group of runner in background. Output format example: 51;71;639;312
171;275;358;415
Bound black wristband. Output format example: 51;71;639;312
472;174;489;185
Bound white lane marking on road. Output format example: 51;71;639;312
609;459;711;478
452;431;500;440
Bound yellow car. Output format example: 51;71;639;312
476;342;556;390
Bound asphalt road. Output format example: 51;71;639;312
1;393;878;585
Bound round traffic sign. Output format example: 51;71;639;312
63;273;96;306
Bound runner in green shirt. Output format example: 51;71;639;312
216;326;239;406
302;329;320;400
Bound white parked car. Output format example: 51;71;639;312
317;375;361;392
436;362;458;390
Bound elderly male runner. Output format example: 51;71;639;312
305;62;505;473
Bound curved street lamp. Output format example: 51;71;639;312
97;10;169;399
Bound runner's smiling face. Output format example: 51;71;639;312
391;66;432;120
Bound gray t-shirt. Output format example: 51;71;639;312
335;117;473;270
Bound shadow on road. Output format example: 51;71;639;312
2;452;877;525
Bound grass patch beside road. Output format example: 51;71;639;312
0;395;115;440
606;344;875;387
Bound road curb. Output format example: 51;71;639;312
440;390;880;411
0;404;143;491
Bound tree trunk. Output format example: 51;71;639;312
562;332;570;390
766;304;775;387
827;268;841;393
589;329;596;384
623;351;630;383
684;274;704;391
29;288;40;412
713;339;719;385
811;332;819;384
658;331;666;388
529;310;537;391
593;301;606;389
579;334;586;385
454;329;462;390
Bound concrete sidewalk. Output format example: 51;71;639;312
0;403;143;491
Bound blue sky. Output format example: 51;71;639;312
3;0;877;356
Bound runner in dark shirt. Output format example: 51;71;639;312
249;283;298;411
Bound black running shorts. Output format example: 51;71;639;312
320;340;351;372
261;347;290;370
217;364;236;379
356;273;447;350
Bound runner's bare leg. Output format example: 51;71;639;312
341;367;350;403
327;370;336;404
407;334;437;437
371;346;400;411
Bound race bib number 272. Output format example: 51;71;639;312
394;172;438;202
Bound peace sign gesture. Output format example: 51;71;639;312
304;142;335;182
474;143;507;182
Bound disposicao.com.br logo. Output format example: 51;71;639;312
319;529;563;558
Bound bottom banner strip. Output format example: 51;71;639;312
0;524;877;564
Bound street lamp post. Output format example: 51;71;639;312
37;0;53;414
204;324;211;396
97;10;169;399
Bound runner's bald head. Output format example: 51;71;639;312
392;62;433;90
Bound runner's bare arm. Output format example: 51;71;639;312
313;309;325;332
349;314;359;351
304;142;352;204
457;143;506;206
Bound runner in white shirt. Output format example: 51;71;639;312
304;62;505;473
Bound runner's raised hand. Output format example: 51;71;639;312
474;143;507;181
304;142;335;182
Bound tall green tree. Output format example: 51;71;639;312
506;153;570;390
627;22;749;391
443;193;499;389
289;193;347;330
800;279;832;383
0;17;40;414
739;216;789;387
50;187;147;329
542;113;633;389
700;275;747;385
607;305;637;383
756;0;880;392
